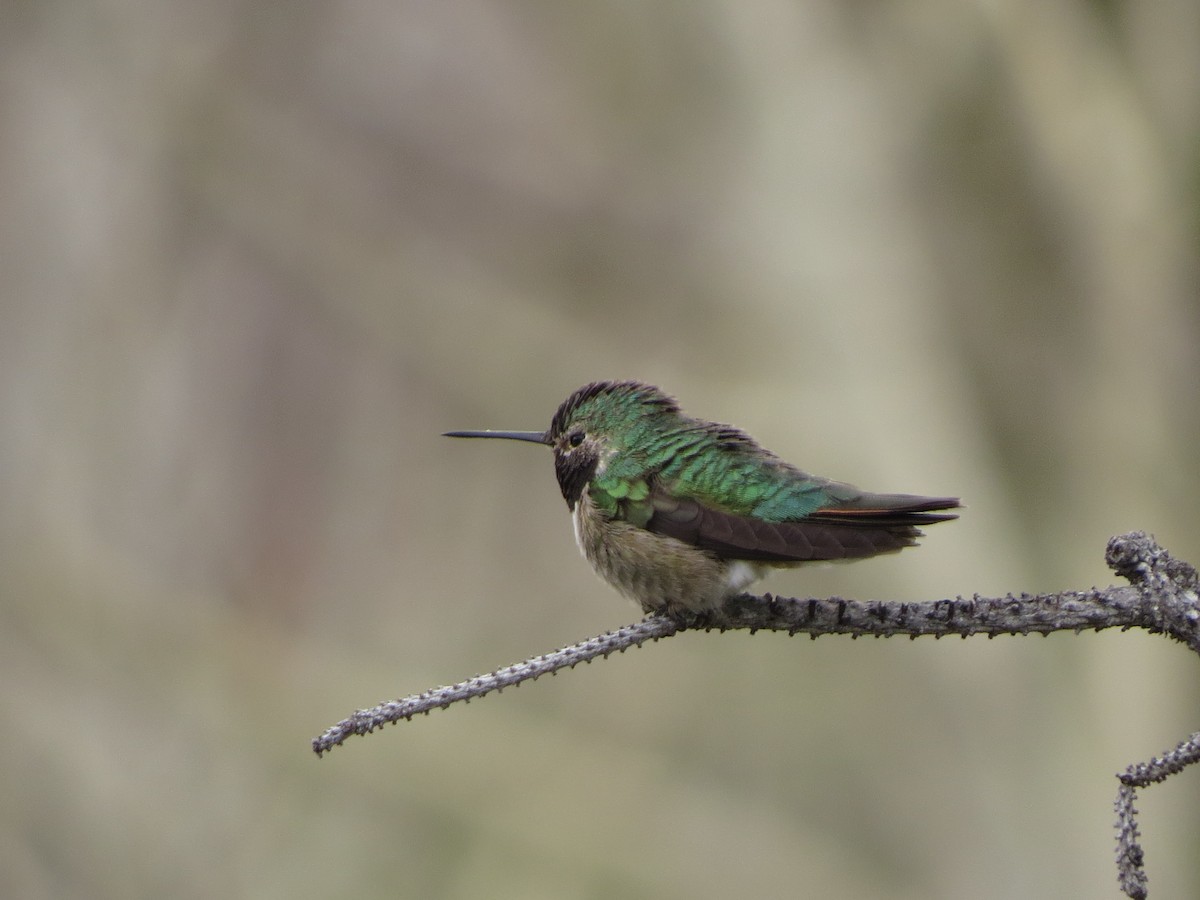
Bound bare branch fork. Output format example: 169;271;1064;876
312;532;1200;899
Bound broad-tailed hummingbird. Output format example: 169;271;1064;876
446;381;959;614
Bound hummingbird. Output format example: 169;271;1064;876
446;381;959;615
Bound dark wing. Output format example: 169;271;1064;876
645;488;959;563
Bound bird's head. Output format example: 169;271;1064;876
445;380;679;510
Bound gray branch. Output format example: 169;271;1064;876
311;531;1200;899
311;615;682;755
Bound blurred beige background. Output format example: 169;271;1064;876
3;1;1199;898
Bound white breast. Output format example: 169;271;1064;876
571;503;587;556
724;559;766;593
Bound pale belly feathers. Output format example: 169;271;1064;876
571;493;773;614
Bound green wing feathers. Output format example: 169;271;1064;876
601;421;959;562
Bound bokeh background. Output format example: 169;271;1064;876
3;1;1199;897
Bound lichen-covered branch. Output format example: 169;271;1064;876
695;584;1145;638
311;532;1200;898
1113;730;1200;899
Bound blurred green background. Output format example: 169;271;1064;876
3;1;1199;898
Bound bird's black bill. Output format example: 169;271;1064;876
443;429;550;445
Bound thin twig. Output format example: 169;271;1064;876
1113;732;1200;900
312;615;680;756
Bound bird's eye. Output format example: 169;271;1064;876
568;431;585;447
